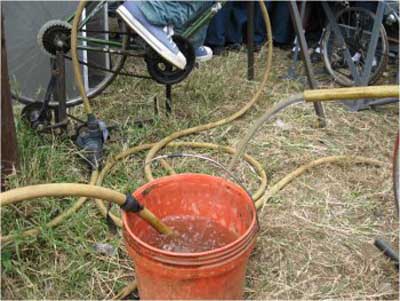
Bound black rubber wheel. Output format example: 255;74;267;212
145;35;196;85
4;2;128;107
321;7;389;86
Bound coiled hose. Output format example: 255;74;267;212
0;0;271;245
79;0;274;228
1;0;398;298
1;1;273;298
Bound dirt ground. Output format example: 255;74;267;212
2;44;399;299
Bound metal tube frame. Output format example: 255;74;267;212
289;1;326;127
287;1;307;79
54;51;68;127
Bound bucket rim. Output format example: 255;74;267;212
122;173;258;258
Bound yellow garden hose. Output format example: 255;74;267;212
1;3;273;297
93;141;268;227
0;183;173;235
0;171;98;244
71;0;273;228
229;85;399;169
0;0;273;244
143;0;273;182
254;156;385;210
71;0;92;115
1;0;398;299
1;184;127;206
304;85;399;102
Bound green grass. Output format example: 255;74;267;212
2;47;399;299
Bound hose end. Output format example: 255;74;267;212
120;194;143;213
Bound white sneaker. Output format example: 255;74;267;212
352;52;362;63
116;1;186;70
195;46;213;63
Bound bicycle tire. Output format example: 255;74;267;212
321;7;389;87
4;1;128;108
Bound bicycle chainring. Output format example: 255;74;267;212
145;35;195;85
37;20;72;57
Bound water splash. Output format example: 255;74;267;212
143;215;238;253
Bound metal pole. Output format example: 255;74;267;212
166;84;172;114
287;1;307;79
1;11;19;189
360;2;385;84
54;51;67;127
288;1;326;127
247;1;255;80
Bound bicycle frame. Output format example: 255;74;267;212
66;1;224;52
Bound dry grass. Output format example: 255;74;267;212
2;45;399;299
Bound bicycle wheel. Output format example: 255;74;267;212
4;1;128;108
321;7;389;87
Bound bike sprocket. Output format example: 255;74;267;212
37;20;72;57
145;35;195;85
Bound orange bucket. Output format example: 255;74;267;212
122;173;259;300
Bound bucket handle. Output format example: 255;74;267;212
147;153;252;197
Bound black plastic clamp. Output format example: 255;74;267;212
120;193;143;213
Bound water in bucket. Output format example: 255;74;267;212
139;215;238;253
